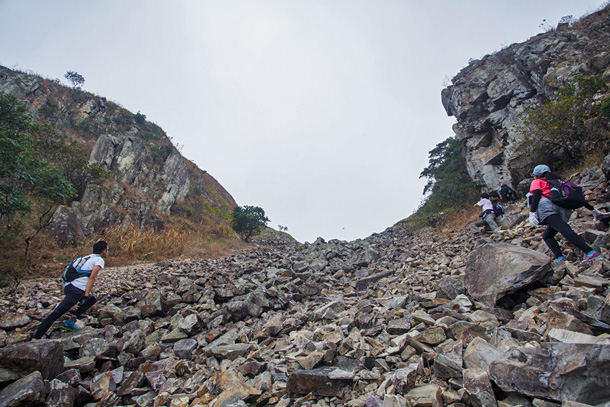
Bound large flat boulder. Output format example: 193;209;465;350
465;243;551;306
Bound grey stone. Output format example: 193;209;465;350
463;368;497;407
287;368;350;397
0;371;46;407
489;343;610;403
0;339;64;380
465;243;551;306
174;338;197;359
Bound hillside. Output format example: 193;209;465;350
0;66;240;271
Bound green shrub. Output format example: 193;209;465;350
411;137;480;228
511;75;610;178
231;205;269;242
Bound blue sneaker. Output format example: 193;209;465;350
60;320;80;332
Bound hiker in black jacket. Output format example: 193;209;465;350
498;183;518;203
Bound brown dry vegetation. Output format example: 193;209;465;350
0;213;250;285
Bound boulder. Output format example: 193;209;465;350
0;340;64;380
0;371;46;407
489;343;610;403
465;243;551;306
287;368;351;397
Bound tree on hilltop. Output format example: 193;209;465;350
64;71;85;89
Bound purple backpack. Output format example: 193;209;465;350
545;179;587;209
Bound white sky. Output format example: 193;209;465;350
0;1;607;242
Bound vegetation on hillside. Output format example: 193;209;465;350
231;205;270;242
511;75;610;180
0;94;116;280
401;137;480;230
0;78;246;285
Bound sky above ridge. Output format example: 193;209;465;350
0;0;607;242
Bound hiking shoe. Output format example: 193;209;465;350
60;320;80;332
584;251;601;261
580;250;601;266
556;256;566;263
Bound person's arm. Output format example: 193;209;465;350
84;265;101;297
530;190;542;212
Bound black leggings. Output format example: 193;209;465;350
542;214;592;258
33;284;96;339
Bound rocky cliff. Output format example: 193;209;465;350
0;66;236;245
441;6;610;191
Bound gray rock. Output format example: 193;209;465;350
433;340;463;379
287;368;351;397
464;337;505;373
177;313;203;336
489;343;610;403
465;243;551;306
0;340;64;380
46;379;77;407
174;338;197;359
387;318;412;335
463;368;497;407
436;276;465;300
405;384;443;407
0;314;31;330
0;371;46;407
393;363;419;394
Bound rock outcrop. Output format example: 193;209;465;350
2;166;610;406
0;66;236;246
441;6;610;191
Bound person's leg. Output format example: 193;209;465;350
33;285;82;339
544;214;593;255
541;222;563;259
470;219;487;234
72;295;96;318
483;213;499;231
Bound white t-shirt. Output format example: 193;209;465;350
476;198;494;212
65;254;105;291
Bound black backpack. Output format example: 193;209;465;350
492;203;505;217
544;178;587;209
62;256;93;282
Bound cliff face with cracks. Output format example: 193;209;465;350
441;6;610;191
0;66;236;245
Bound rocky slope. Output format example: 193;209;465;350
441;6;610;192
1;165;610;406
0;66;236;246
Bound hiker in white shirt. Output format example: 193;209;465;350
33;241;108;339
470;193;499;236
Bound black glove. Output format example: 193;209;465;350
77;295;88;307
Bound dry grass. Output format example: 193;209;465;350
0;216;250;285
560;151;607;179
440;205;481;232
100;224;190;263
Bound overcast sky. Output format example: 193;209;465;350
0;1;607;242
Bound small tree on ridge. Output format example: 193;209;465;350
64;71;85;89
